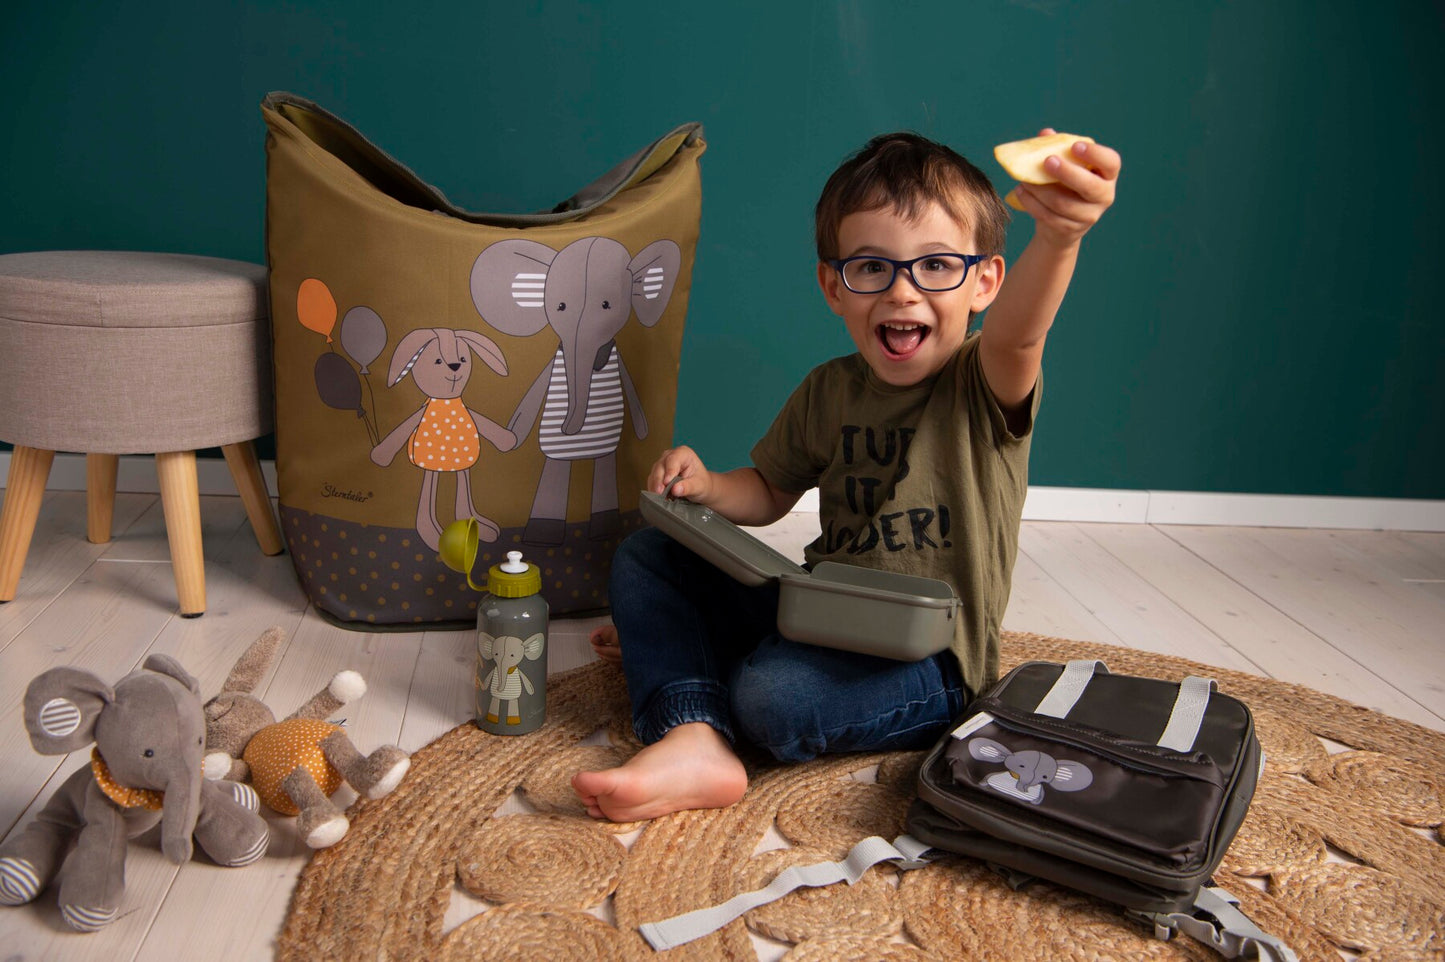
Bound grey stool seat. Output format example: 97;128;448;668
0;250;284;616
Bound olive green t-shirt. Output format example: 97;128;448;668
750;332;1039;693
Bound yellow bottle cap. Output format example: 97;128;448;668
438;518;483;590
487;550;541;597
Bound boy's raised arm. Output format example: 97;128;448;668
979;132;1121;418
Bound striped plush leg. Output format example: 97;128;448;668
0;790;83;905
0;856;42;906
192;779;269;868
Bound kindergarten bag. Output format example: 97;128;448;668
641;660;1296;961
261;92;703;627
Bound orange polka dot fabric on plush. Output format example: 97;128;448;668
243;718;343;815
407;398;480;471
90;749;165;811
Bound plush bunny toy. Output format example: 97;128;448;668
203;627;411;848
0;655;269;931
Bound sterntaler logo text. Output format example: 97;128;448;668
321;483;373;503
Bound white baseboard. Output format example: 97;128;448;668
3;451;1443;531
1135;490;1445;531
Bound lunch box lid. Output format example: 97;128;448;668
638;491;807;585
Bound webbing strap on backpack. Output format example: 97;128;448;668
638;837;1298;960
637;835;932;950
1033;659;1108;717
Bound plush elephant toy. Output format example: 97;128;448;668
470;235;682;545
202;627;411;848
0;655;269;931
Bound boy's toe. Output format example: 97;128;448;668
588;625;623;663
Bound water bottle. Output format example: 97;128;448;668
475;550;548;735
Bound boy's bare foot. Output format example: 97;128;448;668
571;723;747;821
589;624;622;664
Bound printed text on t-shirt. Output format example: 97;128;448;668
822;425;952;554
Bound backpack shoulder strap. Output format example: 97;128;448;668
637;834;933;951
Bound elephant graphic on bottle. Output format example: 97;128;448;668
470;236;681;545
477;631;545;726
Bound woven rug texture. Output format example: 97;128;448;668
277;632;1445;961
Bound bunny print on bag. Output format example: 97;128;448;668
371;328;517;551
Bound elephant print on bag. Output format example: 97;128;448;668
470;236;682;545
966;736;1094;806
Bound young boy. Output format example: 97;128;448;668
573;128;1120;822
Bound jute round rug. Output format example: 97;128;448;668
276;632;1445;961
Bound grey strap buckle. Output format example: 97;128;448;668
1143;886;1299;962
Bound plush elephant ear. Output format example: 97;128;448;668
23;667;114;754
143;653;200;695
522;633;545;661
471;239;559;336
628;239;682;327
478;632;497;661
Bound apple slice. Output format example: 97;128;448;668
994;133;1095;185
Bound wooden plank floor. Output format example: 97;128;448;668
0;488;1441;960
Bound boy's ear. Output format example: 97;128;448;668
817;261;846;316
970;255;1006;313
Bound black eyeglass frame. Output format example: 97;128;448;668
827;253;989;294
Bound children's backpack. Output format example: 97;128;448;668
640;660;1297;961
261;92;704;627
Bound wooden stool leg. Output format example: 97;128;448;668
155;450;205;617
87;453;119;544
221;442;284;556
0;446;56;602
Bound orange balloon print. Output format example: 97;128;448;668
297;278;337;342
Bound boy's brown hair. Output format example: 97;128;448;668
815;131;1010;262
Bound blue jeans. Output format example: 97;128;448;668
609;527;970;763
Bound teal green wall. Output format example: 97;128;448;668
4;0;1442;499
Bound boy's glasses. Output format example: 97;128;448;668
828;253;988;294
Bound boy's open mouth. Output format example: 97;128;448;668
878;321;929;359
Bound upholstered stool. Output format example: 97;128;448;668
0;251;284;616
